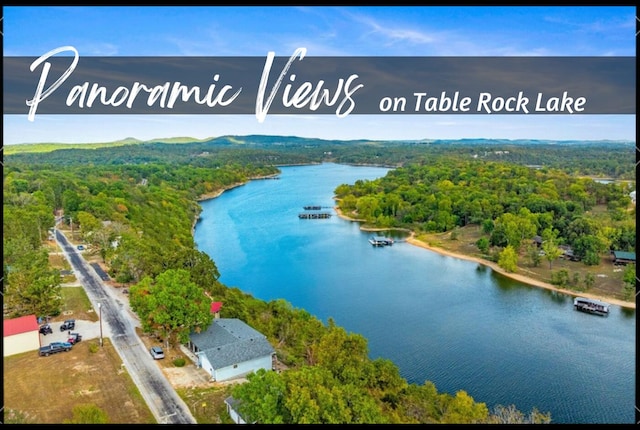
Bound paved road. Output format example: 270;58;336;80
54;229;197;424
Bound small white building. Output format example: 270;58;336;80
186;318;275;382
224;396;254;424
3;315;40;357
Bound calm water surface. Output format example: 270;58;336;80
194;163;636;424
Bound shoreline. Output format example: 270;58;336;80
333;206;635;310
192;180;634;311
191;173;281;234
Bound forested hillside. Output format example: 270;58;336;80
3;136;634;423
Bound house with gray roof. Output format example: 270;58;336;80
186;318;275;382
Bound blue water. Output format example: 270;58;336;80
194;163;636;424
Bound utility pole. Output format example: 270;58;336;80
98;302;103;347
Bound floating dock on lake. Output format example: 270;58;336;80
369;236;394;246
299;212;332;219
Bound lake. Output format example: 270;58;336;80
194;162;636;424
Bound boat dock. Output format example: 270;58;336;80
573;297;610;316
299;212;332;219
299;205;332;219
369;236;394;246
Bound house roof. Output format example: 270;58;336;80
612;251;636;261
3;315;39;337
190;318;275;369
210;301;223;313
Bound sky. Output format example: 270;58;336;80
2;5;637;145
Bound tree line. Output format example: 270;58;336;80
334;159;635;294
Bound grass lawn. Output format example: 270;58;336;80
58;287;99;323
3;339;156;424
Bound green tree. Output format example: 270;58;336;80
476;237;490;254
583;272;595;290
492;211;536;250
3;248;62;318
439;390;489;424
397;381;440;423
551;269;570;287
168;248;221;292
314;320;371;386
622;264;636;301
526;243;542;267
481;219;494;235
541;239;563;270
128;269;213;347
232;368;287;424
284;366;356;423
76;210;102;240
573;234;604;266
497;246;518;273
356;196;382;222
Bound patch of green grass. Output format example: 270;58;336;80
177;385;234;424
60;287;99;322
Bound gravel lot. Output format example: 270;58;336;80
39;318;105;346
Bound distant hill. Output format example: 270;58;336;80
3;136;216;155
3;134;634;156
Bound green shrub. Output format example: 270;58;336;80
88;343;100;353
551;269;570;287
173;357;186;367
63;403;109;424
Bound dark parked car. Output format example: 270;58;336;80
60;319;75;331
39;341;72;356
149;346;165;360
39;324;53;335
67;332;82;344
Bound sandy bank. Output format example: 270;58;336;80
334;206;635;310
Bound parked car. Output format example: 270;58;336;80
39;341;72;356
50;341;73;349
60;319;75;331
77;245;85;250
67;332;82;344
149;346;165;360
39;324;53;335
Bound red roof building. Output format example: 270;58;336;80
210;301;223;319
3;314;41;357
210;302;223;314
3;314;39;336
